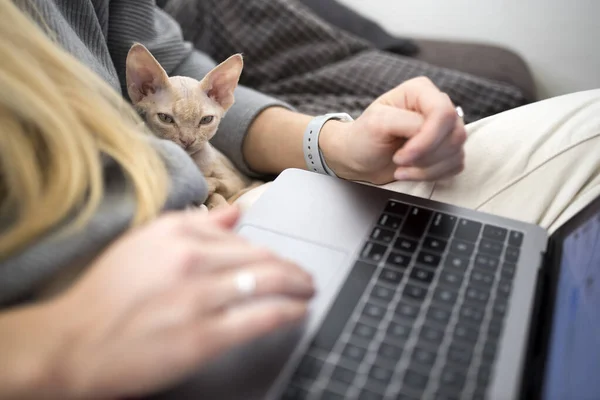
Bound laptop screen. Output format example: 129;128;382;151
542;208;600;400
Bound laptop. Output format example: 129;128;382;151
153;168;600;400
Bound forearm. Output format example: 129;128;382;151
243;107;350;177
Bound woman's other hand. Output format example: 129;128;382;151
321;76;467;184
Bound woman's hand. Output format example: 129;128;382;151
6;206;314;399
321;77;467;185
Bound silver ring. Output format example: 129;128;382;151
235;272;256;297
455;106;464;120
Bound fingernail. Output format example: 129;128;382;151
293;276;316;296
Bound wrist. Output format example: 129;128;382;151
319;119;355;180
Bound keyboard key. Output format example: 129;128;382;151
482;340;498;362
371;284;395;304
501;262;516;278
362;303;387;323
378;214;403;230
385;200;410;217
423;236;448;253
371;227;396;244
428;212;457;239
412;346;437;367
464;286;491;304
378;342;403;362
444;255;470;272
416;251;442;269
401;207;433;239
439;368;466;392
482;225;508;242
470;270;495;288
439;270;464;290
420;325;445;346
453;324;480;344
504;246;520;263
368;366;394;386
455;218;482;242
433;288;458;307
361;242;388;263
493;298;509;318
322;390;345;400
459;305;485;325
427;306;452;326
296;355;323;379
447;344;472;366
312;261;377;350
488;319;504;339
387;321;412;344
508;230;524;247
477;364;492;386
449;239;475;257
379;268;404;286
332;365;356;385
478;238;503;256
403;370;429;391
342;343;367;364
497;279;513;298
474;253;500;272
386;252;411;269
358;389;384;400
403;284;428;303
393;236;419;254
410;266;435;285
395;302;420;319
353;323;378;343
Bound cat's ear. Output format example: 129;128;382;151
199;54;244;111
126;43;169;104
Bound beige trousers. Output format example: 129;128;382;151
236;89;600;234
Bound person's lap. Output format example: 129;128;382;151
236;89;600;234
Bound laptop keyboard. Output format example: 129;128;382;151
282;200;524;400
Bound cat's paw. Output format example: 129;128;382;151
205;193;228;210
205;176;221;195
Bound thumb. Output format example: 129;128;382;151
206;204;241;229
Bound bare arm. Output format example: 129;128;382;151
242;107;351;177
243;77;466;184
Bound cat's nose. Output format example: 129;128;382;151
181;138;194;149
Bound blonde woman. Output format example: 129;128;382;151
1;1;600;399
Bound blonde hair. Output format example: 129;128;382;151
0;1;169;258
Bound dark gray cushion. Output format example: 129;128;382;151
412;39;536;101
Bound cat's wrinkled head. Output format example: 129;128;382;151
125;43;243;154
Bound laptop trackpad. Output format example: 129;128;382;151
151;227;348;400
237;225;348;297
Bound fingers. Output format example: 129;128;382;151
193;261;315;313
393;117;466;177
394;149;465;181
364;104;424;142
187;298;308;363
205;204;241;229
383;77;462;166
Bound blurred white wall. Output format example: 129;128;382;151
338;0;600;99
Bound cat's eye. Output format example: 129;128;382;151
157;113;175;124
199;115;215;126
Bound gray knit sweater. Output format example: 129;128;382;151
0;0;287;306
